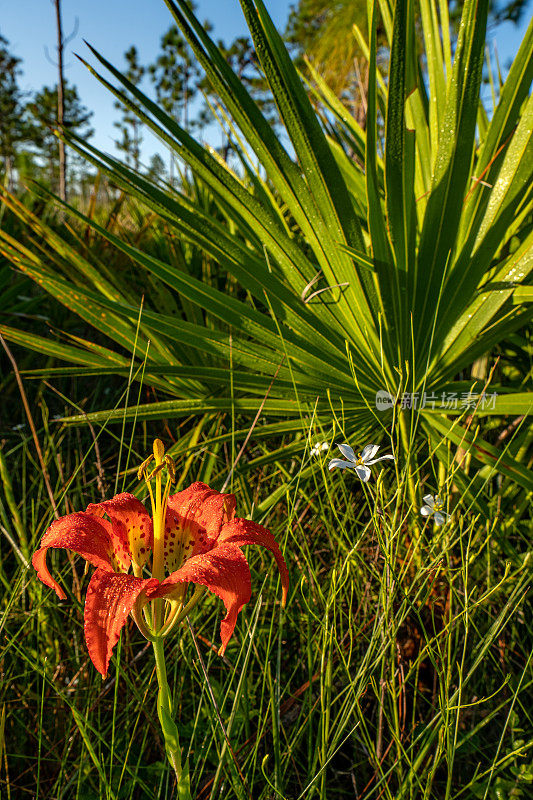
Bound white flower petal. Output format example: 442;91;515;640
361;444;379;462
310;441;329;456
328;459;355;471
434;511;446;526
420;505;433;516
336;443;356;462
422;494;435;507
355;464;371;482
435;495;443;506
366;454;395;465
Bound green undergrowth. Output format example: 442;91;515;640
1;0;532;794
0;378;531;800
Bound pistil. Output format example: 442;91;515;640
151;439;166;583
138;439;176;633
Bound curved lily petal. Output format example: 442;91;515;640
420;505;433;516
86;493;152;569
148;543;252;655
84;569;158;677
361;444;380;462
336;443;356;462
328;459;355;471
434;512;446;526
422;494;435;507
167;482;236;544
355;464;371;482
366;454;395;465
218;518;289;605
32;513;119;600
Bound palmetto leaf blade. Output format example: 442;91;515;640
415;0;489;358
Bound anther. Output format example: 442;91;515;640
164;455;176;482
137;454;154;480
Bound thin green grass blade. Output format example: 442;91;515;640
423;416;533;491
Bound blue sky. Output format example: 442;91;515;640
1;0;531;166
1;0;291;163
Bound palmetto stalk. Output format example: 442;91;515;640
0;0;531;497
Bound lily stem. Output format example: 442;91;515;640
152;636;191;797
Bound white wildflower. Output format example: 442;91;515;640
310;441;329;457
420;494;449;526
328;443;395;482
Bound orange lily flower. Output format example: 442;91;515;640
32;480;288;677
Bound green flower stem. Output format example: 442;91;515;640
398;409;417;510
152;636;191;798
398;409;421;565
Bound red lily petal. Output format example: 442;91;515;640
218;518;289;606
167;482;236;545
32;513;119;600
86;493;152;569
84;568;158;677
148;543;251;655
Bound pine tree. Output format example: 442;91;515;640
114;46;145;170
149;25;201;130
149;10;205;181
0;35;28;188
26;83;93;193
146;152;167;184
